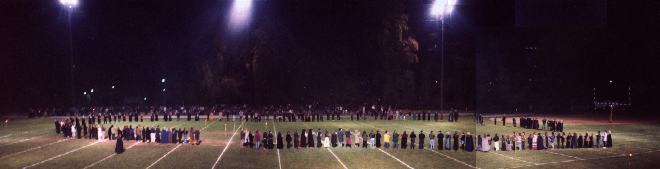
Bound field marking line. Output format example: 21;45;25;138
0;138;70;159
210;121;244;169
143;123;194;169
83;142;140;169
590;148;621;155
378;148;415;169
629;146;653;151
23;141;100;169
145;144;182;169
544;150;585;160
272;120;282;169
509;149;660;169
426;148;480;169
0;137;35;147
0;134;11;138
490;151;537;165
327;148;349;169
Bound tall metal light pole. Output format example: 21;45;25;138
60;0;78;108
161;78;166;106
430;0;457;113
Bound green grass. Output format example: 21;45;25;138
0;116;658;169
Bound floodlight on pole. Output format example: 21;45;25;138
111;85;115;89
430;0;457;113
431;0;457;19
60;0;78;9
229;0;254;33
161;78;166;83
61;0;78;107
90;88;94;93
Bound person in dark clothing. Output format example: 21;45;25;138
307;129;314;148
331;131;338;147
401;131;408;149
55;120;61;134
277;132;283;149
286;131;292;149
465;132;474;152
375;131;382;148
453;132;459;150
418;131;425;149
606;130;613;147
438;131;444;150
410;131;416;149
300;129;307;148
115;136;125;154
316;129;322;148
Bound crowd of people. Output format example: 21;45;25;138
475;114;564;132
239;128;447;150
477;130;613;152
54;117;203;153
33;105;462;123
237;127;614;152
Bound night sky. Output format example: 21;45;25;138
1;0;659;114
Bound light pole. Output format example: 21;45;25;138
430;0;457;113
60;0;78;108
161;78;166;106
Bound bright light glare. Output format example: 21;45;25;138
83;91;87;95
161;78;166;83
90;89;94;93
229;0;253;33
431;0;457;18
111;85;115;89
59;0;78;8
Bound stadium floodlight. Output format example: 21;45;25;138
430;0;457;114
144;97;147;101
162;88;166;92
90;88;94;93
83;91;87;95
229;0;253;33
161;78;166;83
430;0;457;19
59;0;79;9
111;85;115;89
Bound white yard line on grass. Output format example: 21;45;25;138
272;121;282;169
629;146;654;151
83;142;140;169
544;150;585;160
0;134;12;138
23;141;100;169
211;121;244;169
0;137;34;147
491;151;537;165
591;148;621;155
378;148;415;169
426;149;480;169
83;121;176;169
509;149;660;169
144;123;203;169
145;144;182;169
0;138;70;159
327;148;349;169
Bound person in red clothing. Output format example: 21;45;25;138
255;130;262;149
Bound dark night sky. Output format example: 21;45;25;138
1;0;659;114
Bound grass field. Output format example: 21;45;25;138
0;115;658;169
